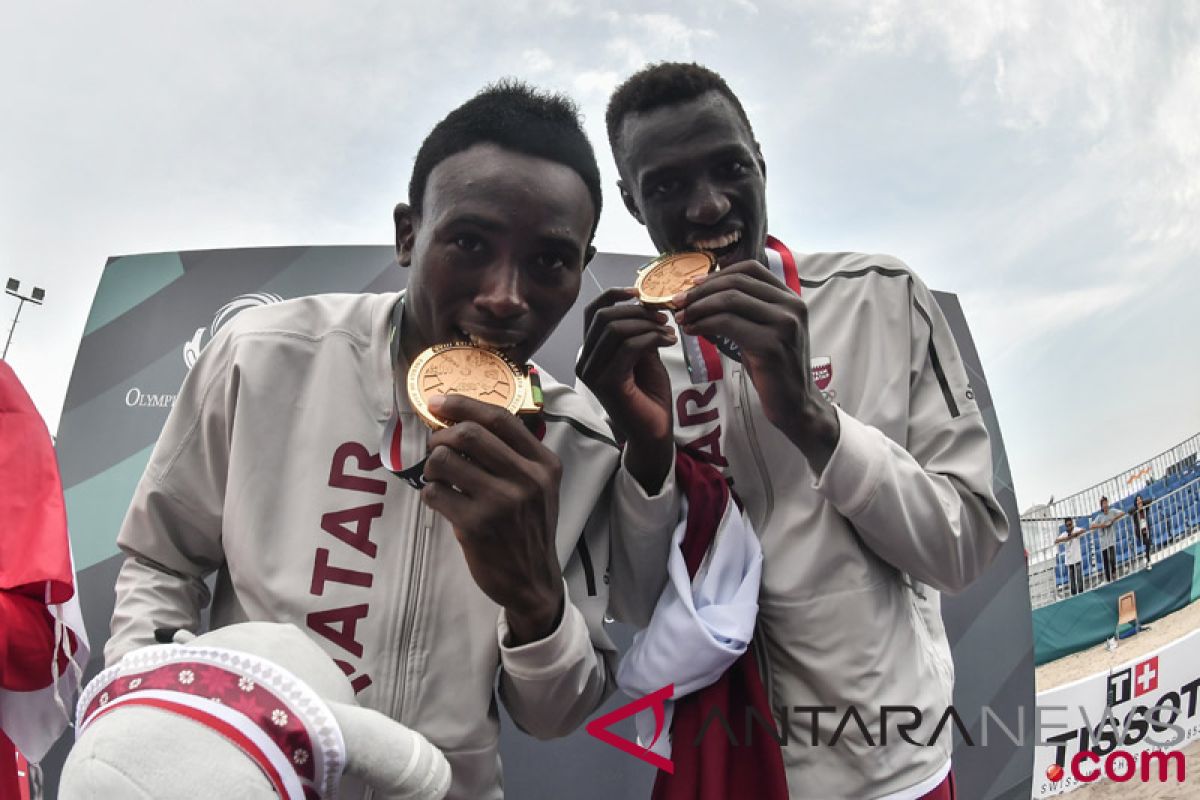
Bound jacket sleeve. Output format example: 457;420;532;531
812;270;1009;594
496;504;616;739
105;332;236;665
571;378;682;628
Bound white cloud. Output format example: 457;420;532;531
629;12;716;51
963;282;1137;364
521;48;555;74
604;36;648;72
573;69;621;101
818;1;1200;257
547;0;582;17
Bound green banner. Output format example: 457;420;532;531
1033;542;1200;664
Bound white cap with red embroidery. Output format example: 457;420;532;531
78;643;345;799
62;622;450;800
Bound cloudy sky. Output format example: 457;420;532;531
3;1;1197;512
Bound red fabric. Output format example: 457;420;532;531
1;731;18;800
389;416;402;471
766;236;801;297
696;338;724;382
0;594;57;692
0;362;74;604
675;454;732;577
0;362;83;765
919;772;955;800
652;454;789;800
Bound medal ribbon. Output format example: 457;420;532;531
381;298;430;489
680;236;800;384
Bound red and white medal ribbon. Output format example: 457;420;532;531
765;234;802;295
381;297;432;489
680;236;800;384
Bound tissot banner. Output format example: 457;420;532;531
49;246;1034;798
1032;629;1200;796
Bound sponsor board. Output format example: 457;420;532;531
1033;627;1200;796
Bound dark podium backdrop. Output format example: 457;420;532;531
48;246;1033;798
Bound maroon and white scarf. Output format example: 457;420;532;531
620;453;789;800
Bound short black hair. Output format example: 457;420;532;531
409;80;602;238
606;62;757;155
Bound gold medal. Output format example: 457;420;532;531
634;251;717;308
406;342;542;430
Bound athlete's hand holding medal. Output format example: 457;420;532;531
580;241;839;478
665;246;841;475
406;341;563;646
576;251;716;495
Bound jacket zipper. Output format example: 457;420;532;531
736;365;775;533
391;503;431;725
362;494;427;800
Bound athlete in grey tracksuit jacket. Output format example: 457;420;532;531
106;291;677;800
594;244;1009;799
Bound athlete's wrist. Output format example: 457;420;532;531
784;396;840;476
504;587;565;647
624;434;674;496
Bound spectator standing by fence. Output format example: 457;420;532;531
1055;517;1087;595
1133;494;1154;571
1091;496;1124;583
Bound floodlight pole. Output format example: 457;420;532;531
3;280;46;360
3;298;27;359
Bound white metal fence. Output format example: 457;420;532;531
1023;433;1200;609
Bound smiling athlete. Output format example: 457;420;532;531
106;82;675;800
579;63;1009;799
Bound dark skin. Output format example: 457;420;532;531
580;91;839;476
576;288;676;491
422;395;565;645
394;143;596;645
1055;519;1086;544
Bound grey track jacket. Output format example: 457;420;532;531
596;249;1009;799
106;291;676;800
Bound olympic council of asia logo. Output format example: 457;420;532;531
124;292;285;410
182;292;285;369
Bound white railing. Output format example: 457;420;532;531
1024;433;1199;528
1026;477;1200;609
